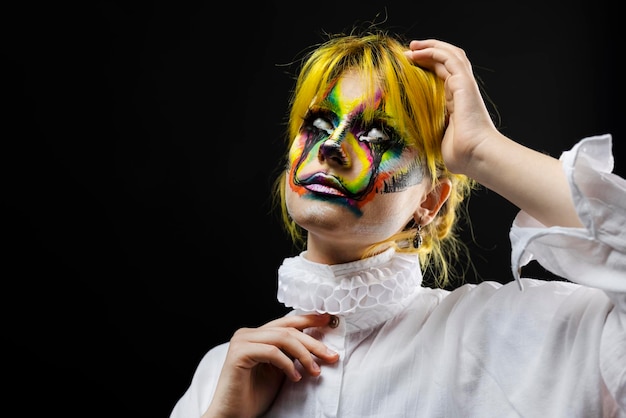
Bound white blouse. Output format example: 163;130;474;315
170;134;626;417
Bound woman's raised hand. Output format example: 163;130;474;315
404;39;501;178
405;39;581;228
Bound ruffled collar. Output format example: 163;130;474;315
277;248;423;316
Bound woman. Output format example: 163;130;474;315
171;31;625;417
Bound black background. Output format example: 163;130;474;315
6;1;623;416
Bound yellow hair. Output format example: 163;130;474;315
272;29;477;288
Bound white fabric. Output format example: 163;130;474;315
277;247;422;315
170;135;626;417
511;133;626;292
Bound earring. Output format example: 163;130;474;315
412;222;423;249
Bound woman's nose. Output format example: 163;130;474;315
319;138;350;167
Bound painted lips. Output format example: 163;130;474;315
301;173;348;197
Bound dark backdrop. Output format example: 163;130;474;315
6;1;622;416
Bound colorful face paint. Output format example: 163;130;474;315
287;72;424;216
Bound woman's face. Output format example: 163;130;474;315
285;70;430;261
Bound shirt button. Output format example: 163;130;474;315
328;315;339;328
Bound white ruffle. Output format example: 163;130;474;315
277;248;423;315
510;134;626;292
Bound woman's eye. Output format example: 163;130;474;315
359;127;389;144
312;118;334;135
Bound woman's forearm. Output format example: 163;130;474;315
466;132;583;228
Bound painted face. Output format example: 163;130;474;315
285;71;431;259
286;71;424;217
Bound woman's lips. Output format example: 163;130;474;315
301;173;347;197
304;183;346;196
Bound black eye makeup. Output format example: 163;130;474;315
300;105;407;160
358;126;389;144
301;108;335;138
353;115;405;150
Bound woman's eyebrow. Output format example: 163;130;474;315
315;97;340;114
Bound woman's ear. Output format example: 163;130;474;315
416;178;452;225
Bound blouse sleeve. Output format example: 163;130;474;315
509;133;626;293
169;343;229;418
510;134;626;410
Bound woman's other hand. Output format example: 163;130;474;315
202;313;340;418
